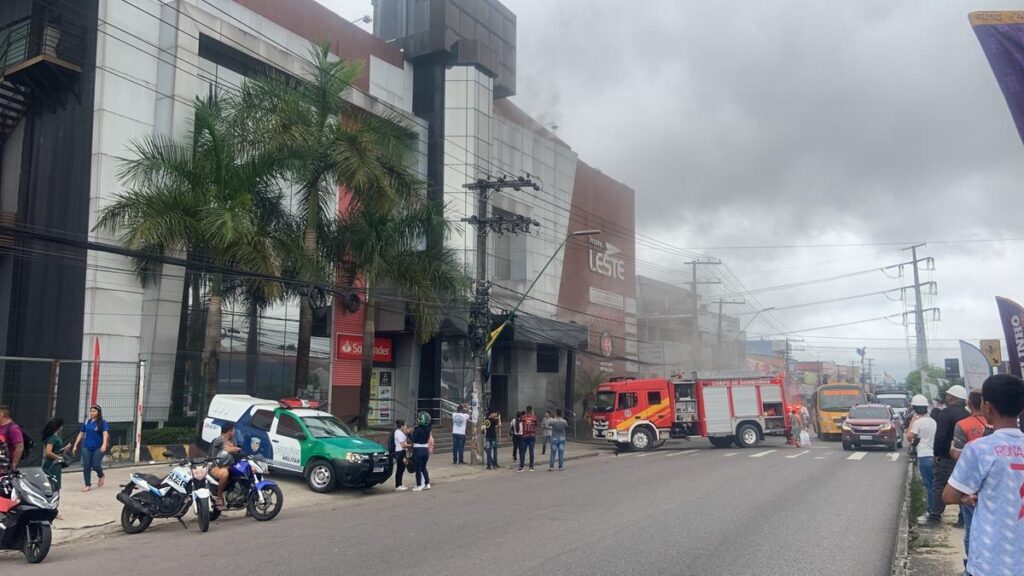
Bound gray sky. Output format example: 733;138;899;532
321;0;1023;380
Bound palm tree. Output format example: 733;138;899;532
95;95;284;432
238;44;426;396
334;195;468;429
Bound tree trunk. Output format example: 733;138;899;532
197;283;222;439
358;288;375;431
245;300;259;396
293;226;318;396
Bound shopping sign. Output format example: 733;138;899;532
336;335;393;363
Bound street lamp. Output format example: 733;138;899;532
741;307;776;333
350;15;372;24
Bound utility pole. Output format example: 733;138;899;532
687;260;721;373
866;358;874;390
462;176;539;465
904;243;932;369
713;298;744;370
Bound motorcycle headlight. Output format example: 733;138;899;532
191;465;208;481
345;452;369;463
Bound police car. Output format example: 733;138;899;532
201;395;392;492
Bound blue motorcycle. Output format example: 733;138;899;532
209;454;282;522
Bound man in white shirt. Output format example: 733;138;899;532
451;405;470;465
906;394;939;523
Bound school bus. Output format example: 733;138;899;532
814;384;868;439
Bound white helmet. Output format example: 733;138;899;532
945;385;968;401
911;394;929;407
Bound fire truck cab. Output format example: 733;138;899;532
591;374;791;451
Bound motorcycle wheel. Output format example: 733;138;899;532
247;485;284;521
196;497;211;533
22;523;52;564
120;504;153;534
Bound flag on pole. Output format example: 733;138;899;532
970;12;1024;145
960;340;991;391
996;296;1024;377
856;347;866;358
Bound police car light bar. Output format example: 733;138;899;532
278;398;320;409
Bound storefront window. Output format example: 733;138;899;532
441;339;474;404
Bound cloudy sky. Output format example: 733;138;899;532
322;0;1023;380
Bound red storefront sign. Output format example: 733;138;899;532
336;335;393;363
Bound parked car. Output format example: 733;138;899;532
841;403;903;451
202;395;392;493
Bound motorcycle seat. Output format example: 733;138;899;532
133;473;164;487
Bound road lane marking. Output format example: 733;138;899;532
847;452;868;461
887;453;901;461
724;453;738;457
786;450;810;459
666;450;698;457
814;456;826;459
635;453;650;458
750;450;776;458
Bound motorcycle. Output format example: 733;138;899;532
0;467;59;563
116;454;213;534
208;454;283;522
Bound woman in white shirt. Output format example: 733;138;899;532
392;420;410;491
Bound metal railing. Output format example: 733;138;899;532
0;11;87;73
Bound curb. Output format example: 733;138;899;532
891;460;913;576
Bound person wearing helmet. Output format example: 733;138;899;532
906;394;938;523
411;412;433;491
931;384;970;523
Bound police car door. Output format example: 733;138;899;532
270;413;305;473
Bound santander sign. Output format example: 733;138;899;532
336;335;393;363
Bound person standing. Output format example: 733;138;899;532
932;385;970;522
949;389;991;563
484;409;500;470
40;418;67;491
392;419;410;491
906;394;938;523
0;405;25;471
510;411;523;463
411;412;432;491
943;374;1024;576
517;406;538;472
541;410;553;455
451;405;470;465
72;404;110;492
548;409;568;471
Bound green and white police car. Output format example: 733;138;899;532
202;395;392;492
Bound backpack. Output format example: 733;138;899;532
387;430;397;457
509;418;517;437
20;430;33;457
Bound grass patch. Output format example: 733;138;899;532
909;469;926;526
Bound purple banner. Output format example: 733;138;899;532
996;296;1024;377
971;12;1024;145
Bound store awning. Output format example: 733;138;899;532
505;314;589;350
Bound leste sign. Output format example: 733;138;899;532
336;335;393;363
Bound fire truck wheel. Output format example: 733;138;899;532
630;427;654;451
735;423;761;448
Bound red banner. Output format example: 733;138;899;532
336;335;393;363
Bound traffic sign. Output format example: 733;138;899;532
980;339;1003;368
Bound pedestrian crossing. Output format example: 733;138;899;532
625;447;905;463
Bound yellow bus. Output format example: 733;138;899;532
814;384;868;439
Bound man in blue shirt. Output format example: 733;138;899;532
944;374;1024;576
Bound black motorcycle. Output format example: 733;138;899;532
0;466;60;563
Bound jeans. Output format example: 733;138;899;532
511;435;521;461
549;437;565;469
918;456;938;516
485;439;498;468
542;435;550;455
962;503;975;556
452;433;466;464
413;447;430;486
393;451;406;487
519;436;536;469
82;446;105;487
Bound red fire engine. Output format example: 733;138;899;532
590;373;791;450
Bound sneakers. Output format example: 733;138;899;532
516;467;524;472
529;467;535;472
395;485;409;491
424;483;431;490
548;467;554;472
412;486;424;492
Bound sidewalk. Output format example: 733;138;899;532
43;441;606;546
907;505;967;576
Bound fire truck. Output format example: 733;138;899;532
590;373;792;450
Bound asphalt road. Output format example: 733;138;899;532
2;438;907;576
